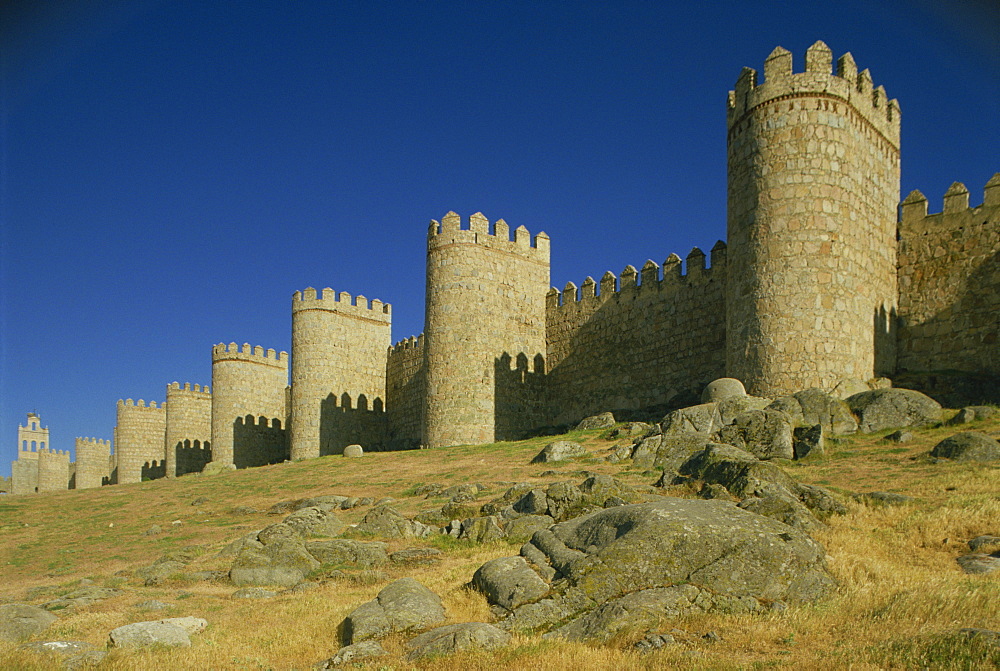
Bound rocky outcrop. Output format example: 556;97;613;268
473;500;833;641
107;618;205;648
283;506;345;538
306;539;389;567
405;622;511;661
341;578;446;644
575;412;616;430
354;506;435;539
930;432;1000;462
229;523;320;587
846;389;943;433
531;440;586;463
0;604;57;642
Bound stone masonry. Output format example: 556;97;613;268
10;41;999;492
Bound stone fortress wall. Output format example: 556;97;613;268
75;437;111;489
290;288;391;459
9;41;999;493
211;343;289;469
36;447;71;493
165;382;212;478
115;399;166;485
897;178;1000;376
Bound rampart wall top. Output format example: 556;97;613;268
427;211;550;263
212;342;289;368
727;41;900;149
292;287;391;323
168;381;212;396
900;174;1000;229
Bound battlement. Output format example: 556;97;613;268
292;287;391;322
546;242;726;309
212;342;289;368
75;437;111;449
427;211;550;262
38;447;70;458
727;40;900;149
117;398;166;411
389;334;424;355
900;174;1000;228
234;415;285;429
168;381;212;396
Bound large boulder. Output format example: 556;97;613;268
701;378;747;403
632;433;713;472
306;539;388;567
531;440;586;463
472;556;550;610
283;506;345;538
846;389;943;433
768;389;858;435
108;621;191;649
405;622;511;661
0;604;57;642
355;506;434;539
341;578;446;644
575;412;616;430
661;403;723;435
677;444;799;498
930;432;1000;462
229;523;320;587
715;410;794;460
316;641;388;669
475;500;833;641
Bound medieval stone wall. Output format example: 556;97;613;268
165;382;212;477
211;343;288;467
385;335;424;450
726;42;901;396
290;289;391;458
897;177;1000;375
423;212;550;447
36;448;70;492
545;246;728;426
75;437;110;489
115;399;166;485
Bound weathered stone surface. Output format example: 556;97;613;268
575;412;616;430
716;409;794;460
717;395;773;424
405;622;511;661
678;444;798;498
283;506;345;538
738;486;821;532
791;388;858;434
930;432;1000;462
355;506;434;539
108;621;191;648
473;556;550;610
504;515;554;542
884;429;914;443
607;422;652;439
316;640;388;668
831;378;869;400
969;536;1000;553
459;515;506;543
232;587;277;599
343;444;364;457
294;495;350;511
661;403;722;435
390;548;442;564
531;440;586;464
634;433;713;472
0;604;57;642
43;586;125;610
229;523;320;587
793;424;824;459
701;378;747;403
341;577;446;644
306;539;388;567
853;491;915;506
846;389;943;433
480;500;832;640
956;554;1000;575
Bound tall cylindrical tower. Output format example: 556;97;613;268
726;41;900;396
165;382;212;477
75;437;110;489
423;211;550;448
211;342;288;467
115;399;166;484
290;288;392;459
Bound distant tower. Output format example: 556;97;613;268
75;437;111;489
423;212;550;448
115;399;166;484
165;382;212;477
36;446;70;492
12;412;47;494
290;289;392;459
210;343;288;468
726;41;901;396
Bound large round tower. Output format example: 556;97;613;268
423;211;549;448
289;288;391;459
726;41;900;396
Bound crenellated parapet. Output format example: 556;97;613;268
427;211;550;264
727;40;900;151
292;287;391;323
897;174;1000;376
546;243;727;313
167;381;212;397
212;342;288;369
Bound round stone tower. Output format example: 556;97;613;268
165;382;212;477
726;41;901;396
210;343;288;467
37;447;70;492
290;288;391;460
115;399;166;484
75;437;111;489
423;211;549;448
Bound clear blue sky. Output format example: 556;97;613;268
2;0;998;478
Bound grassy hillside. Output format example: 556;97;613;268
1;415;998;670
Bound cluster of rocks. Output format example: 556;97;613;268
957;535;1000;575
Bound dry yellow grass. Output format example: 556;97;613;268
1;416;998;669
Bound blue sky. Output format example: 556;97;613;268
2;0;998;478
